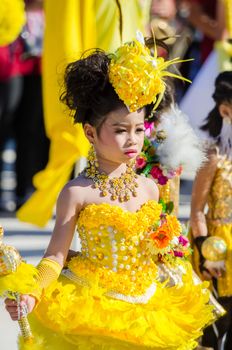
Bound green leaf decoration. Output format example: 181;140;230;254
166;201;174;214
143;164;153;176
158;198;166;212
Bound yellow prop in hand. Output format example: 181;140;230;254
0;226;37;343
201;236;227;262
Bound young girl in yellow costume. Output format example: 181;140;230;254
191;71;232;350
4;34;214;350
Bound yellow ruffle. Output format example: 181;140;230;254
68;254;158;297
77;200;162;236
0;261;38;297
21;262;213;350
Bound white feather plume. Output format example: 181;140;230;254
156;104;206;173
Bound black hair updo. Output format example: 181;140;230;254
201;71;232;138
60;49;124;130
60;48;160;130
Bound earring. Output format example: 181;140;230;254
86;145;99;177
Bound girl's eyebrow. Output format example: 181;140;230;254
112;122;144;126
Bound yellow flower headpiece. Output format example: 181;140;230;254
109;31;191;112
0;0;26;46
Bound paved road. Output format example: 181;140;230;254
0;190;191;350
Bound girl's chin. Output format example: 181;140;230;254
123;156;137;163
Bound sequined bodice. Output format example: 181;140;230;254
207;157;232;224
66;201;162;299
76;200;161;272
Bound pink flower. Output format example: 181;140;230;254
144;121;154;137
158;175;168;185
167;170;175;179
178;235;189;247
174;251;184;257
176;165;183;176
150;166;163;179
136;156;147;169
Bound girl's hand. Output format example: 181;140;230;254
4;294;36;321
203;260;226;280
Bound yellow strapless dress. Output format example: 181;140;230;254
19;201;213;350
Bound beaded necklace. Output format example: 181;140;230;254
84;146;138;202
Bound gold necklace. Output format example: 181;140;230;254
84;146;138;202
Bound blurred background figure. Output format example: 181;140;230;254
190;71;232;350
179;0;230;134
182;0;225;63
149;0;193;59
148;0;198;102
0;0;49;212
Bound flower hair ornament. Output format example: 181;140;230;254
109;31;191;112
135;105;205;184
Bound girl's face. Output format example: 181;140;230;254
85;107;145;165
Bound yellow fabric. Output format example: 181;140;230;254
216;0;232;71
205;156;232;296
0;0;25;46
215;40;232;72
193;157;232;297
223;0;232;37
18;201;213;349
16;0;150;227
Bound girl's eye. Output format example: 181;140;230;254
115;129;126;134
136;128;145;133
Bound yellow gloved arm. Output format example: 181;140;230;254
30;258;62;303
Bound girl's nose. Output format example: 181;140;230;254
127;134;137;145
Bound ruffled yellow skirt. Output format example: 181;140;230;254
18;262;213;350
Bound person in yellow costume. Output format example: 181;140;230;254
190;71;232;350
16;0;151;227
3;33;214;350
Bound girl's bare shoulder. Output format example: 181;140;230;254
58;174;93;209
137;175;159;201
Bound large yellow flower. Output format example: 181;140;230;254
109;38;190;112
0;0;25;46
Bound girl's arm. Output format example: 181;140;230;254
190;149;218;239
190;149;225;279
5;182;82;320
43;183;81;266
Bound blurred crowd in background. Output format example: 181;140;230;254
0;0;225;212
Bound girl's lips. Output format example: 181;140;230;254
124;150;137;157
